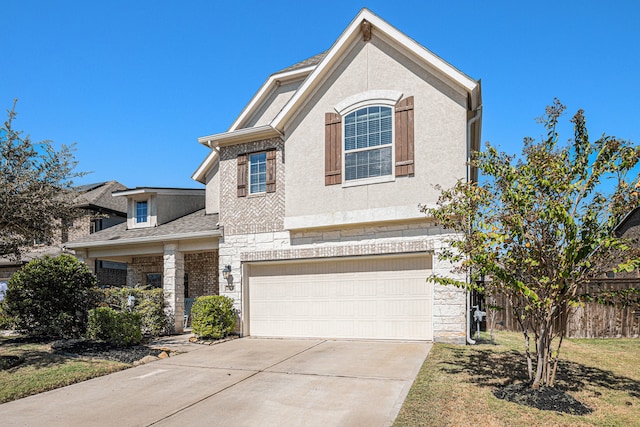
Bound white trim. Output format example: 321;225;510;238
341;103;395;185
192;149;219;184
283;204;433;230
248;152;267;195
197;125;282;148
114;188;205;197
65;230;223;250
334;90;402;115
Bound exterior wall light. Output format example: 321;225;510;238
222;265;234;291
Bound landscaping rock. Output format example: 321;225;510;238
158;351;169;359
138;355;160;364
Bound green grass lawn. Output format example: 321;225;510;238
394;331;640;427
0;337;129;403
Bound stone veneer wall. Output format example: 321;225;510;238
219;221;467;344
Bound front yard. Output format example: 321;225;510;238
395;331;640;426
0;335;156;403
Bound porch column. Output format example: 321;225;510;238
163;244;185;333
74;250;96;275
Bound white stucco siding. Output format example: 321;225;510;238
243;80;302;129
283;36;469;225
205;160;220;214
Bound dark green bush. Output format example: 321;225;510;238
101;287;170;336
191;296;236;339
0;302;14;330
86;307;142;347
4;255;99;338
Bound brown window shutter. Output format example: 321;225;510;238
325;112;342;185
395;96;414;176
266;149;276;193
237;154;247;197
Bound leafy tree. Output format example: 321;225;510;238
424;100;640;388
0;100;84;260
4;254;100;338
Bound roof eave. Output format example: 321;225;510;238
192;149;219;184
65;229;222;250
197;125;282;149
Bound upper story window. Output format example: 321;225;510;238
136;200;148;224
325;94;414;187
344;106;393;181
249;152;267;194
237;149;276;197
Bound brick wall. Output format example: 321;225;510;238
125;252;218;297
127;256;163;287
184;251;219;297
219;138;285;235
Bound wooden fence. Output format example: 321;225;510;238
489;294;640;339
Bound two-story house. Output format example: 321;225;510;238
0;180;128;287
68;9;482;344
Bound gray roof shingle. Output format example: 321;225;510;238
273;51;327;75
67;209;219;247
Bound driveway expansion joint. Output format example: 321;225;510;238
147;339;328;426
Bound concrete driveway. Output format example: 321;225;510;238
0;338;431;427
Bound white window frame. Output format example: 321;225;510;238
129;196;155;229
249;152;267;195
135;200;149;224
341;102;395;188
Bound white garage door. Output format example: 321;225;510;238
247;255;432;340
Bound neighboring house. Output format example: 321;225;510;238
0;181;128;287
68;9;482;343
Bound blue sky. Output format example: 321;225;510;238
1;1;638;188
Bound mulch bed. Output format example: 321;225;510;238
493;383;592;415
51;339;162;364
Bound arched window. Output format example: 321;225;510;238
344;106;393;181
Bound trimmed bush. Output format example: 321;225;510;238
86;307;142;347
191;296;236;339
101;287;170;337
4;255;99;338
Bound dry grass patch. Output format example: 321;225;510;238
394;331;640;427
0;336;129;403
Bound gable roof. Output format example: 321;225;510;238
74;180;127;214
194;8;481;179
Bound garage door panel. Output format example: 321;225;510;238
248;256;432;340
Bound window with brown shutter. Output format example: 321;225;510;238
266;149;276;193
237;154;247;197
325;112;342;185
395;96;414;176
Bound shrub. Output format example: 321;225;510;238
4;255;99;338
86;307;142;347
191;296;236;339
0;302;14;330
101;287;170;336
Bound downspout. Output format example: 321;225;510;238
466;106;482;345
